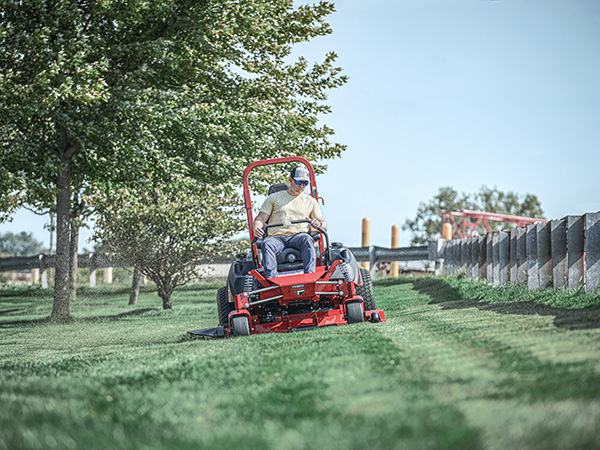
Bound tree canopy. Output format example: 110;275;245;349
91;176;243;309
1;0;347;318
0;231;45;257
403;186;545;245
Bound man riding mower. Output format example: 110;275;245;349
189;156;385;338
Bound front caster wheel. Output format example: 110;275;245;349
346;301;364;324
231;315;251;336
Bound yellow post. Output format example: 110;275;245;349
442;222;453;240
361;217;370;270
390;225;399;277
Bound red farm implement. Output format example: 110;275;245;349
440;209;548;240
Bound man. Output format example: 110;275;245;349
254;166;327;278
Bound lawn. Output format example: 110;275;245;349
1;277;599;450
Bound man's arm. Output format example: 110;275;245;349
309;199;327;231
254;212;270;238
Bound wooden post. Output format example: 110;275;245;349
89;254;96;288
361;217;370;270
390;225;399;277
442;223;452;240
104;267;113;284
39;254;48;289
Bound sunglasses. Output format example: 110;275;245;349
293;179;309;187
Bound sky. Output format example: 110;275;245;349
2;0;600;251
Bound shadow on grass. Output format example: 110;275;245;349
0;307;160;329
411;278;600;330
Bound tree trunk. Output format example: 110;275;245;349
69;222;79;302
129;266;141;305
156;280;173;309
51;162;72;320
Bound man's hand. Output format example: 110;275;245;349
254;212;270;238
309;217;327;231
254;223;265;238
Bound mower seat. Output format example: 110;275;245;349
255;232;321;273
268;183;288;196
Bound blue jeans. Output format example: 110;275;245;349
261;233;316;278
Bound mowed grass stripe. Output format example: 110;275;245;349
1;278;599;449
376;278;600;450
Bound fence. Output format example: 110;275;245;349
0;253;117;288
4;212;598;293
1;245;432;287
349;245;429;270
0;252;236;288
437;212;600;292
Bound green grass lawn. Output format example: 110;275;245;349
1;277;599;450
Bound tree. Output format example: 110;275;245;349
0;231;45;257
91;177;243;309
403;187;476;245
1;1;347;320
403;186;545;245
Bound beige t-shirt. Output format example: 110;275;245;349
259;191;323;236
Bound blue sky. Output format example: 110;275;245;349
2;0;600;251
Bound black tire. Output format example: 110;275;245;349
346;300;364;324
217;286;234;326
356;268;376;311
231;315;251;336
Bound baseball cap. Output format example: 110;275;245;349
290;166;310;182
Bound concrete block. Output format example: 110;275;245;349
550;218;567;289
471;236;480;279
444;240;452;275
492;232;500;286
585;212;600;292
509;228;518;282
486;233;493;285
444;241;451;275
478;236;487;281
465;238;473;278
499;231;509;286
526;224;539;289
567;215;584;289
537;222;552;289
517;226;527;284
